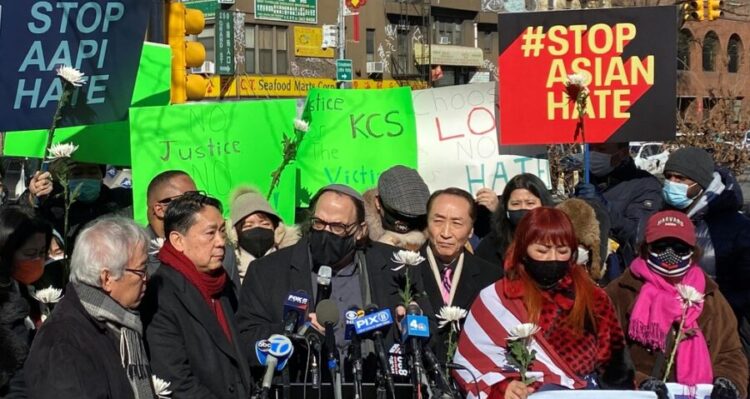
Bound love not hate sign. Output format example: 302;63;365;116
497;6;677;145
0;0;149;132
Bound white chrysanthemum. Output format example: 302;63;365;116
152;375;172;398
46;143;79;160
149;237;165;256
31;287;63;304
566;73;587;87
437;306;468;330
676;284;705;307
294;118;310;133
507;323;540;341
390;250;426;271
56;66;86;87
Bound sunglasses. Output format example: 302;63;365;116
649;241;693;257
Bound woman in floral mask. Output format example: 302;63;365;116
606;210;748;399
453;207;633;399
0;206;51;396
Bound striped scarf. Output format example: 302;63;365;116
74;282;155;399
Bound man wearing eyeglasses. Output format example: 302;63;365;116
145;170;240;293
237;183;434;386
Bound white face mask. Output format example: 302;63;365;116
576;245;590;266
589;151;615;177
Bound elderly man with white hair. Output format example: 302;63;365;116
24;216;156;399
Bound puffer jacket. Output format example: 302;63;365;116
682;169;750;316
606;267;749;397
0;288;30;398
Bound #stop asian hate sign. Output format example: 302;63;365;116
497;6;677;145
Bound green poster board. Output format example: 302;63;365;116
295;86;418;204
129;100;297;225
2;42;171;166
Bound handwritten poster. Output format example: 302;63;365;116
414;82;550;195
295;86;418;203
128;100;297;224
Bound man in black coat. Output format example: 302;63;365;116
25;217;155;399
418;188;503;363
237;184;434;387
141;192;252;399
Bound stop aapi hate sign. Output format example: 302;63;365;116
0;0;149;132
497;6;677;145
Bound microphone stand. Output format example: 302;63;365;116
350;337;364;399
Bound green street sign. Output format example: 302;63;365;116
184;0;216;20
256;0;317;24
336;59;353;82
215;10;235;75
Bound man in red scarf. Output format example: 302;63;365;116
141;192;252;399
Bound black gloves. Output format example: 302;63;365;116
711;377;740;399
640;377;669;399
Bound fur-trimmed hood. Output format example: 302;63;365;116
556;198;604;280
226;221;302;280
363;189;427;252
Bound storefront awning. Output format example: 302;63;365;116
414;44;485;67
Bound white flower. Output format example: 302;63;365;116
437;306;468;330
149;237;165;256
294;118;310;133
56;66;87;87
152;375;172;398
566;73;587;87
390;250;426;271
676;284;705;307
31;287;63;304
507;323;540;341
46;143;79;160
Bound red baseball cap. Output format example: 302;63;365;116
644;210;696;246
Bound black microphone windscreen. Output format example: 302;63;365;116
407;303;422;315
315;299;340;326
364;303;379;313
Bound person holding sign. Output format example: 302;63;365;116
453;208;634;399
475;174;555;267
605;211;748;399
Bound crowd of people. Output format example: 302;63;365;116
0;144;749;399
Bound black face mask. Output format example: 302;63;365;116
238;227;275;259
523;258;570;289
309;229;357;267
507;209;529;227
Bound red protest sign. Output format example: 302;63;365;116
497;6;677;145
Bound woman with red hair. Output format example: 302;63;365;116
452;207;634;399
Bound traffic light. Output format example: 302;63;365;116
166;1;207;103
683;0;704;21
707;0;722;20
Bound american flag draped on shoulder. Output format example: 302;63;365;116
451;280;587;399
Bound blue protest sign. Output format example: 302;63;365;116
0;0;150;131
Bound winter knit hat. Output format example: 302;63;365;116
664;147;715;190
230;187;280;228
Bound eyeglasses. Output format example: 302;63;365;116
157;190;207;205
125;268;148;280
650;241;693;256
310;217;359;236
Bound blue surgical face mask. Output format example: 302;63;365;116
662;180;697;209
69;179;101;203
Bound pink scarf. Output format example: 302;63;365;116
629;258;713;386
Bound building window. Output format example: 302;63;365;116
728;34;742;73
245;26;255;74
433;19;462;45
703;31;719;72
678;29;692;71
366;29;376;63
194;27;215;65
394;28;418;76
245;25;288;75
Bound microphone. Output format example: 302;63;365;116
358;304;396;398
282;290;310;337
316;299;342;399
255;334;294;398
314;266;332;308
401;304;429;396
423;345;457;398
